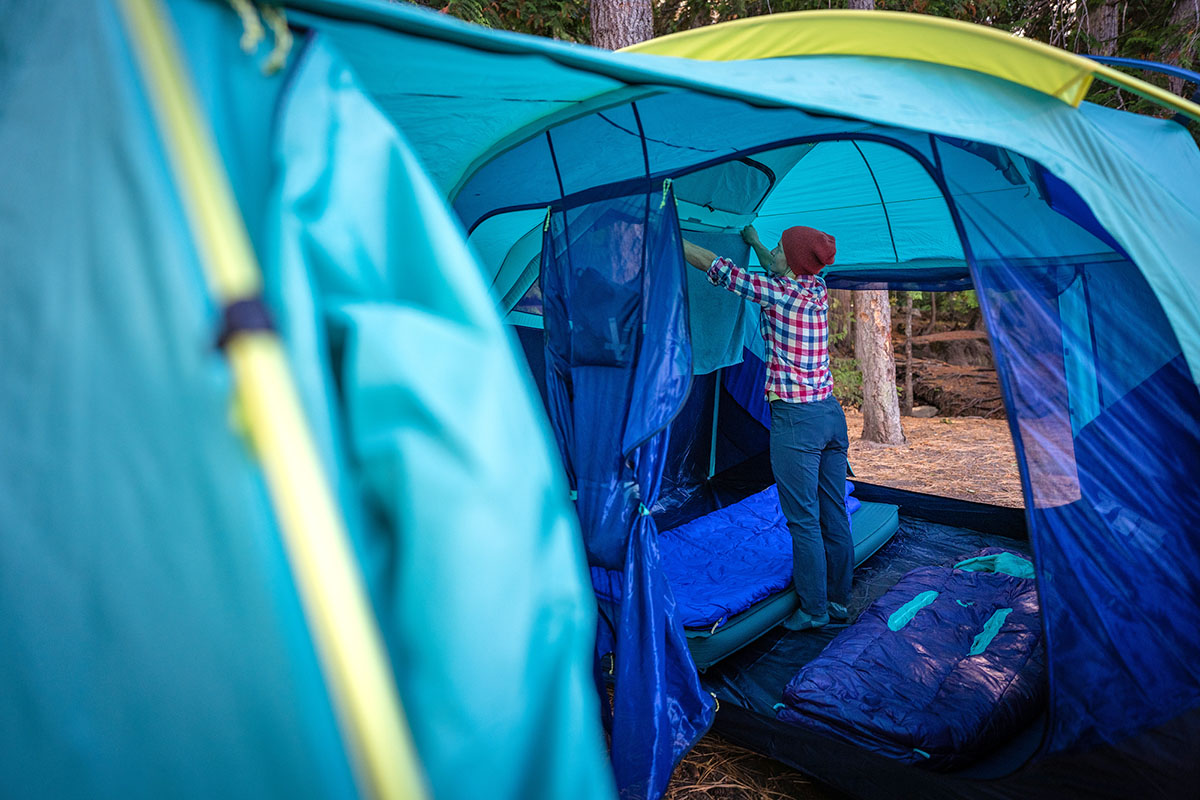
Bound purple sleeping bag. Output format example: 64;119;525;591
776;548;1044;770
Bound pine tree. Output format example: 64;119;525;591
590;0;652;49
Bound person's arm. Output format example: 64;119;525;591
682;239;718;272
742;225;776;271
683;235;790;307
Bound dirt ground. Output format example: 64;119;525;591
842;408;1023;508
664;406;1024;799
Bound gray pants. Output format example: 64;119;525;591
769;397;853;617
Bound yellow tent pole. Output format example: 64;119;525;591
1090;62;1200;125
623;10;1200;125
115;1;427;798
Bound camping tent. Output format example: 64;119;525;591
0;1;614;798
5;0;1200;798
266;4;1200;798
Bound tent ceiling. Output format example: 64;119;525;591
288;1;1200;388
464;114;1120;307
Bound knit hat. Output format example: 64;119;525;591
780;226;836;276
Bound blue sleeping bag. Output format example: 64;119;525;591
656;485;794;628
776;549;1044;770
593;482;888;632
651;482;858;628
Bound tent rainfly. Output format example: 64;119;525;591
3;1;1199;799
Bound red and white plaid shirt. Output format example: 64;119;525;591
707;257;833;403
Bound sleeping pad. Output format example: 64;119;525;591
653;482;883;628
592;483;899;668
776;548;1044;770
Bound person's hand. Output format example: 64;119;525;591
741;225;760;245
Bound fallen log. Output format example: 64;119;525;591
908;330;989;345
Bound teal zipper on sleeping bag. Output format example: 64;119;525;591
887;591;939;631
954;552;1035;579
968;608;1013;656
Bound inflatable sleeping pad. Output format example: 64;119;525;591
659;484;899;668
776;548;1045;770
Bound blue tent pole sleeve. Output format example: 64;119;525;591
1087;55;1200;125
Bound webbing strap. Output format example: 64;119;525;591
116;2;426;797
216;296;275;349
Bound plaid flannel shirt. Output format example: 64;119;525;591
706;257;833;403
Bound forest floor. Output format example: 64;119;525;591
842;408;1022;508
663;403;1023;799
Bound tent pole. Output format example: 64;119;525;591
709;369;721;479
116;1;426;797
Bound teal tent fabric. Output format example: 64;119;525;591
276;3;1200;789
267;35;615;800
0;1;615;797
0;2;354;795
754;139;964;271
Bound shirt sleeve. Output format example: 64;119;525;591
705;257;827;310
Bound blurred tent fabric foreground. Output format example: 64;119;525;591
2;2;1200;800
0;1;612;798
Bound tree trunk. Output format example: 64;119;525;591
590;0;652;50
1085;1;1123;57
855;290;906;445
922;292;938;335
903;293;913;416
847;0;875;9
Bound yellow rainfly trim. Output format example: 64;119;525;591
624;10;1200;123
116;1;427;798
623;11;1096;105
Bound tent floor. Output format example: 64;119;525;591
700;514;1043;781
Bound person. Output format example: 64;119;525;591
681;225;851;631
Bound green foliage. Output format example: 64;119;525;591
831;356;864;408
827;319;850;349
405;0;591;41
654;0;1033;38
894;290;979;329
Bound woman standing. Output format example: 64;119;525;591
682;225;850;630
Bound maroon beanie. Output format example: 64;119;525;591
781;226;836;277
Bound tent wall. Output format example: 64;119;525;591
940;132;1200;754
268;34;614;800
0;2;615;797
0;3;355;794
539;187;713;798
